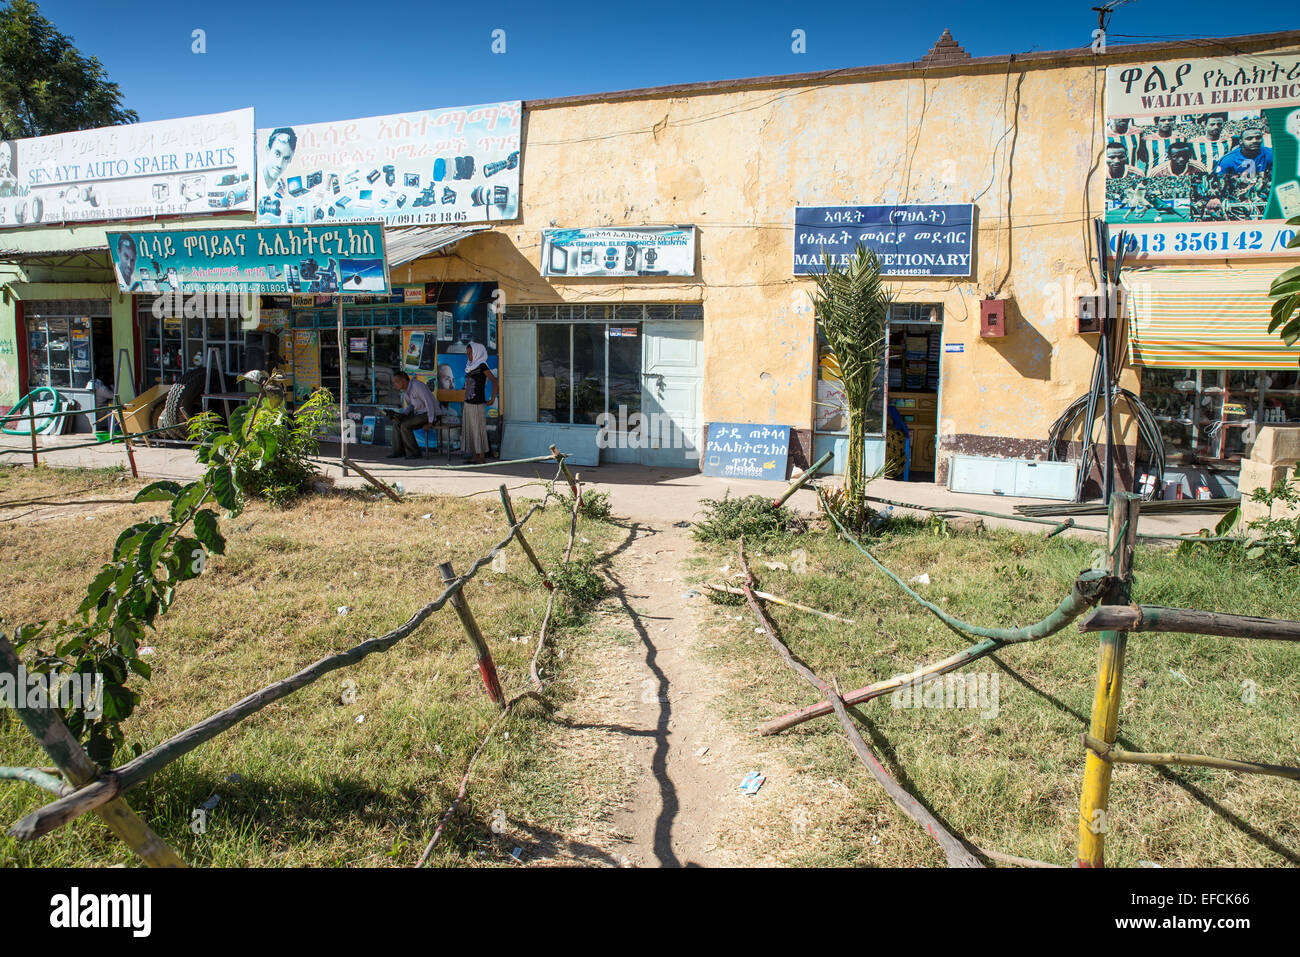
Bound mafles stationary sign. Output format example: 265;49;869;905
1104;51;1300;260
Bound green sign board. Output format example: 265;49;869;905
106;223;389;295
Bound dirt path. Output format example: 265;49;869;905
558;520;770;867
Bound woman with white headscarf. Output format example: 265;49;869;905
461;342;497;463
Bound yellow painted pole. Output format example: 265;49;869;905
1077;491;1140;867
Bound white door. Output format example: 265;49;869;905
640;321;702;468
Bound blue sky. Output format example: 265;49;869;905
36;0;1300;125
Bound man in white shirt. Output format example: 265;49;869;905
387;371;441;459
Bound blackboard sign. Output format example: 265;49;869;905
702;423;791;481
793;204;974;277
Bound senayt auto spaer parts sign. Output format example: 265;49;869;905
794;205;974;277
106;224;389;295
1104;52;1300;259
0;109;255;227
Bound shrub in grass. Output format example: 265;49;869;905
693;491;802;545
561;489;612;522
190;388;334;509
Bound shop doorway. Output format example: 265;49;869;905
91;317;114;390
880;304;944;482
639;320;703;468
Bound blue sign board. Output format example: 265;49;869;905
106;223;389;294
703;422;791;481
794;204;974;277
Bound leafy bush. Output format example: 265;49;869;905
561;488;612;522
190;388;334;509
553;560;606;604
693;491;802;544
1177;477;1300;565
1240;478;1300;565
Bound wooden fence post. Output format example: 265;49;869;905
438;562;505;707
27;404;38;468
498;485;553;590
1077;490;1141;868
0;636;184;866
115;405;139;479
548;445;580;502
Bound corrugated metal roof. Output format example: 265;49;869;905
0;245;109;266
384;225;490;267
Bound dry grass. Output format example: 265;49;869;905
687;516;1300;868
0;464;623;867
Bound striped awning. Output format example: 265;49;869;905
1127;265;1300;369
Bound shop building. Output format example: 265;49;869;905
3;29;1299;492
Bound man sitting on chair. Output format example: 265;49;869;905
386;371;440;460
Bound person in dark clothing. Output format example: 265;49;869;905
461;342;497;464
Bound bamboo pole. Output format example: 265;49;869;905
115;404;139;478
703;582;856;623
9;498;553;841
0;766;71;795
440;561;505;707
759;569;1110;735
738;539;982;868
342;456;402;503
773;449;834;508
0;636;185;866
1077;491;1141;868
499;484;553;590
1080;605;1300;643
1046;518;1075;539
855;492;1237;543
1082;734;1300;781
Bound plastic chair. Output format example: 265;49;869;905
887;405;912;482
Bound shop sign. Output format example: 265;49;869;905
255;102;522;227
0;109;255;228
541;226;697;277
106;224;389;294
1104;52;1300;260
794;205;974;276
702;423;791;481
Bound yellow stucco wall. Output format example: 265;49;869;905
400;54;1158;476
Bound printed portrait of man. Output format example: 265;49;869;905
1106;142;1144;180
1145;116;1179;169
260;127;297;195
1106;117;1148;171
114;234;138;289
0;140;17;197
1148;141;1209;178
1216;128;1273;184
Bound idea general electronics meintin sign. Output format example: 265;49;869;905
0;109;256;228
